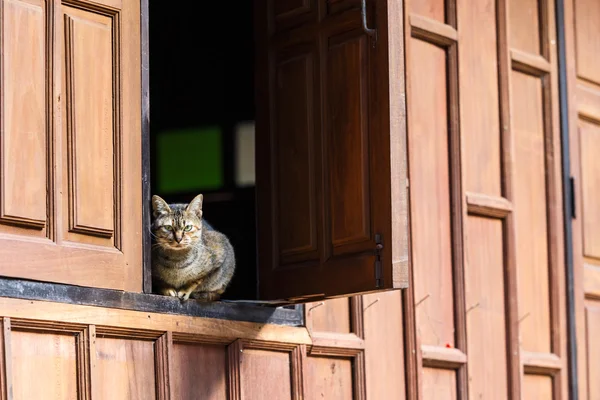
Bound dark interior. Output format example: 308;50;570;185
149;1;257;300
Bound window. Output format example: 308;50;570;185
0;0;407;323
147;0;409;303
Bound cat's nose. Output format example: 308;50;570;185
174;233;183;243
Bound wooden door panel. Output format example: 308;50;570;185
325;31;373;255
63;6;117;242
585;303;600;398
257;0;408;300
574;0;600;83
1;0;48;231
0;0;141;291
96;337;156;400
305;356;353;400
511;70;552;354
171;343;227;400
274;49;319;265
240;349;292;399
579;119;600;259
12;330;78;400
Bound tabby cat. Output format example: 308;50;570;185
151;194;235;301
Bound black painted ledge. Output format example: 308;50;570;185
0;278;304;327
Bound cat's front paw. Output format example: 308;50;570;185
177;289;193;301
162;288;178;297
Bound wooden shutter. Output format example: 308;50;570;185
255;0;407;300
0;0;142;291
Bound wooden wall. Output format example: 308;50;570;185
402;0;570;398
0;293;405;399
564;0;600;398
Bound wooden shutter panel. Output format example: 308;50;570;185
0;0;142;291
255;0;407;300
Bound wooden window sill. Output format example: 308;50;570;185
0;277;304;327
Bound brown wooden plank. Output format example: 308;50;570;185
11;330;78;399
240;349;292;399
421;345;467;369
0;297;312;345
465;192;513;219
305;356;353;400
464;217;508;399
94;337;156;400
171;342;226;400
422;368;457;400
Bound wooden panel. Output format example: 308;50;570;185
95;338;156;400
408;38;454;347
509;0;541;54
171;343;227;400
410;0;446;22
326;33;371;253
11;330;77;399
464;216;508;399
363;292;405;399
305;356;353;400
274;51;318;265
0;0;141;291
574;0;600;83
586;304;600;399
63;6;116;241
579;119;600;259
0;0;48;230
512;71;551;353
240;349;291;399
523;374;553;399
308;298;351;333
457;0;501;195
422;368;457;400
256;0;404;299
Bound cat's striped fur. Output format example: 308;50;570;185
151;194;235;301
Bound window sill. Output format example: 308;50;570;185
0;277;304;327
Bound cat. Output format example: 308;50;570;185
151;194;235;302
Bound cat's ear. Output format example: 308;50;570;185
152;195;171;218
186;194;203;218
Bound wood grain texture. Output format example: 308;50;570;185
422;368;457;400
407;37;455;349
0;0;48;231
465;192;513;219
457;0;501;195
0;319;11;400
579;119;600;260
410;14;458;45
305;356;353;400
0;0;141;292
574;0;600;83
240;349;292;399
171;343;226;400
523;374;554;399
154;333;172;400
521;351;563;374
508;0;541;54
585;303;600;399
11;330;78;399
464;217;508;399
363;292;405;400
306;298;351;334
95;337;156;400
409;0;445;22
421;345;467;369
63;6;116;240
255;0;407;299
511;70;552;354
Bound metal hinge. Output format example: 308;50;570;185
570;176;576;219
375;233;383;288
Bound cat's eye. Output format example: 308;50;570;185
163;225;173;231
184;225;193;232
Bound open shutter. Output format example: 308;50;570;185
0;0;142;291
255;0;407;300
